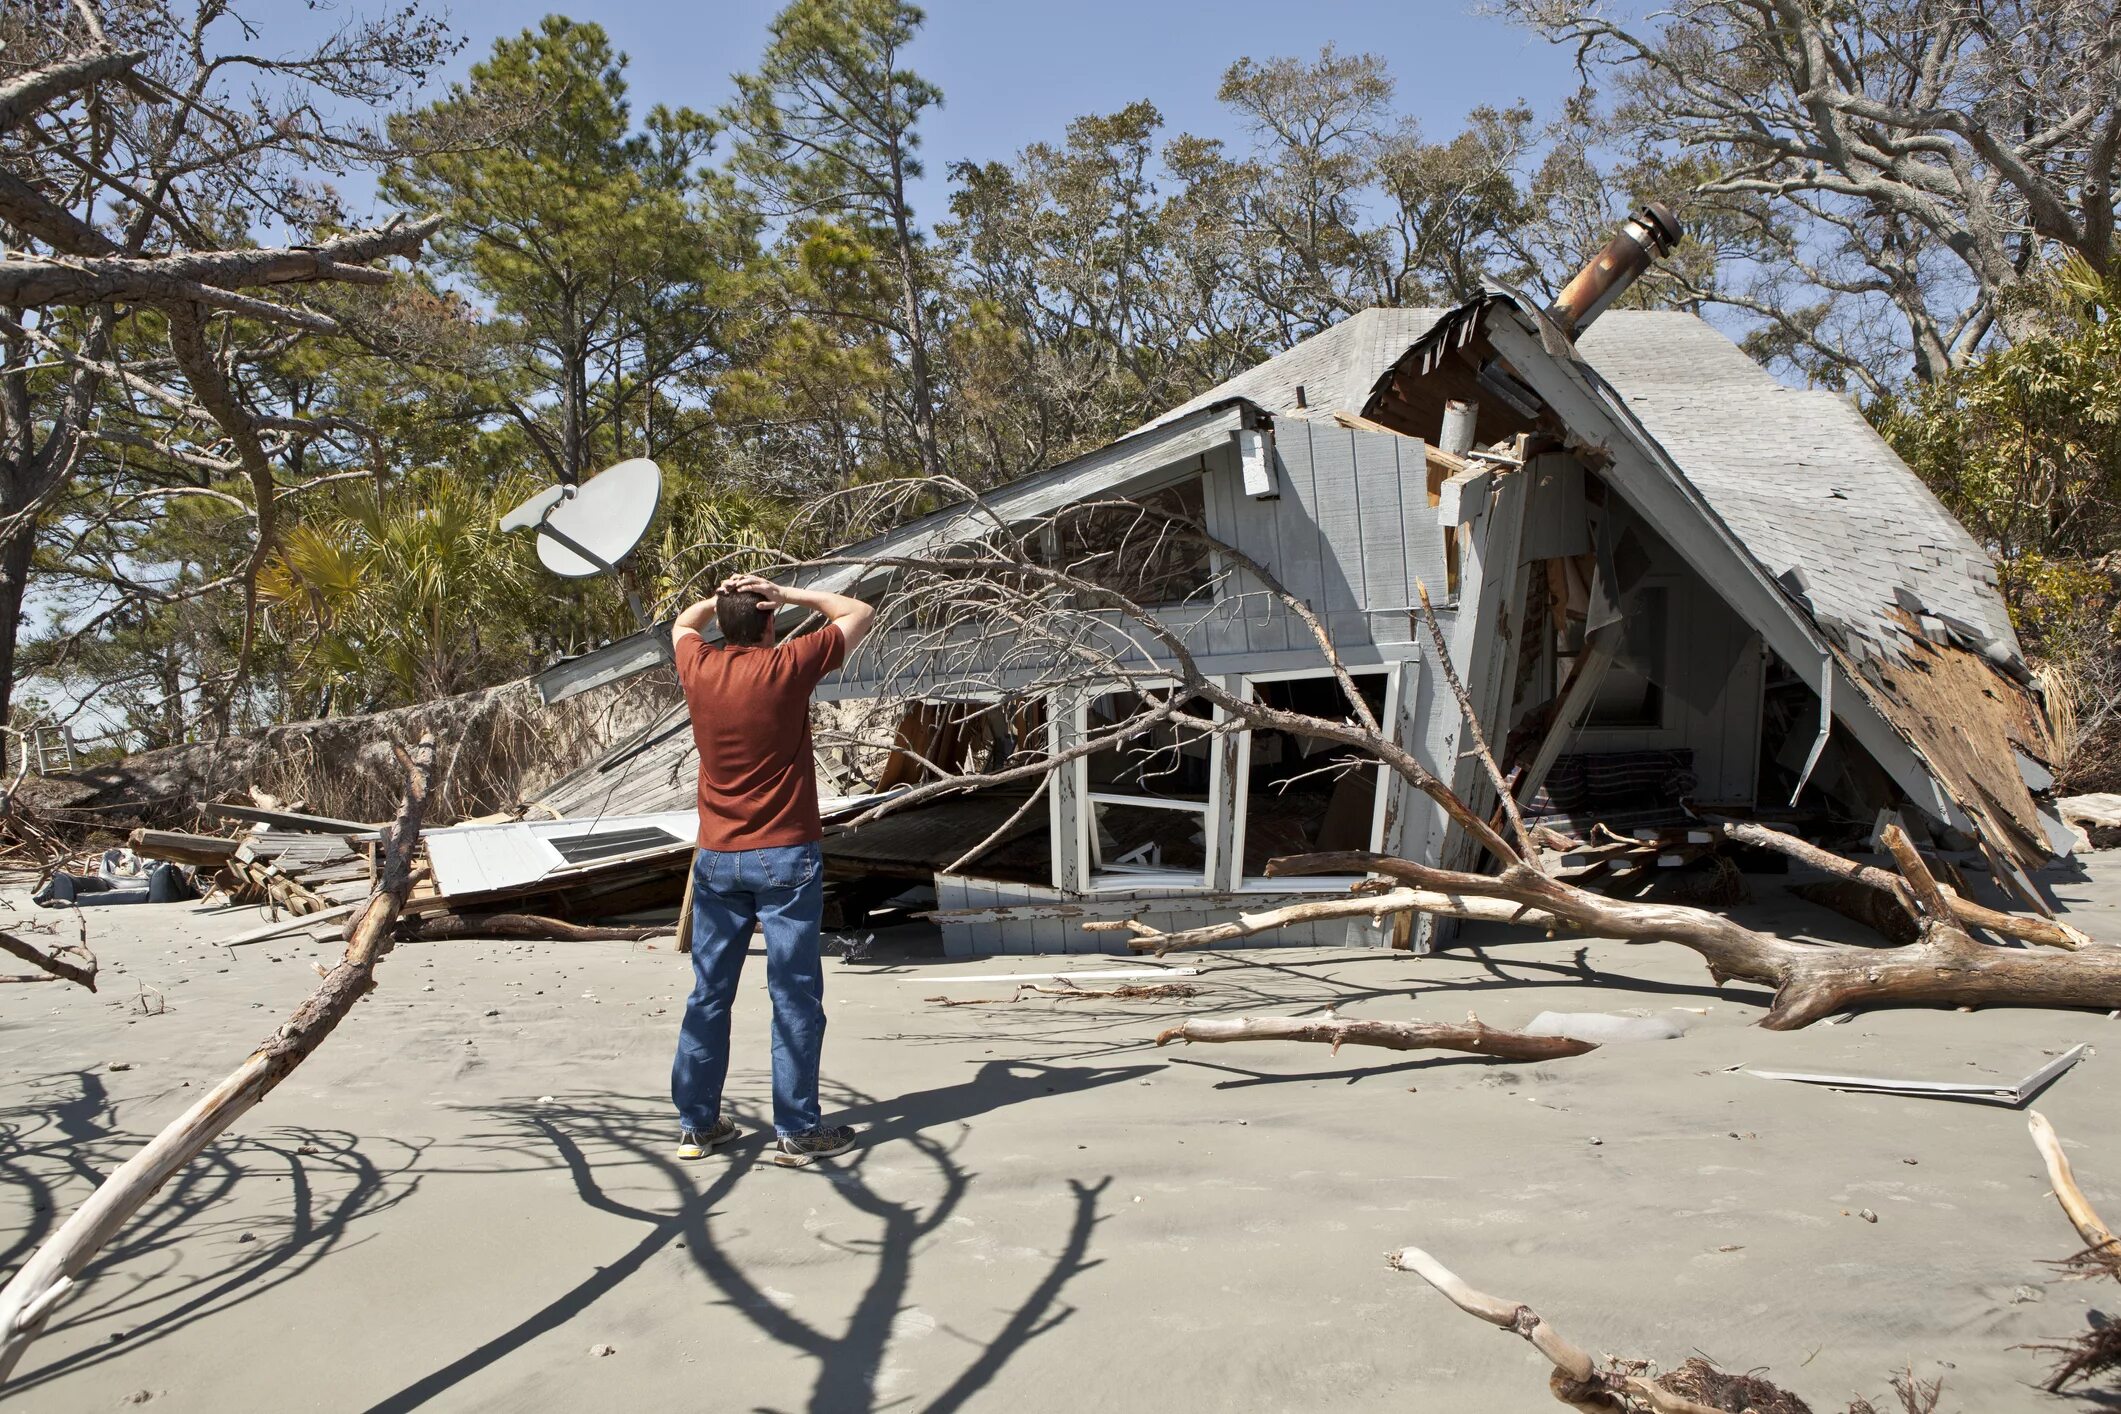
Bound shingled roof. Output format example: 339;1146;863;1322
1151;304;2024;678
1573;311;2024;676
1142;307;1452;432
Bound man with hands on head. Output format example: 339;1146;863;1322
668;572;874;1165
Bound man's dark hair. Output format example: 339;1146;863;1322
717;589;771;646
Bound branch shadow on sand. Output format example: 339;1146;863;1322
364;1055;1151;1414
0;1069;428;1396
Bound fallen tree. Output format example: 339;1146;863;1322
762;480;2100;1035
1107;833;2121;1030
0;734;436;1385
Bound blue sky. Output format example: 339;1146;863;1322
287;0;1587;224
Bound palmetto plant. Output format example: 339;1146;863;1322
260;475;538;713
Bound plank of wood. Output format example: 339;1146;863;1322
205;802;377;834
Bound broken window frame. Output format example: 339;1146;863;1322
1071;678;1224;894
1230;665;1400;893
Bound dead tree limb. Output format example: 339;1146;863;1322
1415;578;1540;869
2024;1113;2121;1390
1082;885;1560;951
1389;1247;1741;1413
1710;817;2090;950
0;220;440;310
0;734;436;1386
0;930;95;991
2028;1111;2119;1265
1156;1014;1595;1062
926;980;1203;1006
394;913;663;944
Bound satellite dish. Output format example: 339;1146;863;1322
497;485;565;533
498;457;663;578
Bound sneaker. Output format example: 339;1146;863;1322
772;1124;857;1167
677;1117;739;1160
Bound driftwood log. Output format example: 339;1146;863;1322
2029;1111;2119;1264
1102;830;2121;1031
0;735;437;1385
395;913;663;944
1387;1246;1735;1412
2025;1112;2121;1390
1155;1014;1595;1062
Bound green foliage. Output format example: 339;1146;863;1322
1874;254;2121;654
258;470;539;709
384;16;751;484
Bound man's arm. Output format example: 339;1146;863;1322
780;584;874;655
671;593;716;644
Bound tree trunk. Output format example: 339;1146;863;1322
887;142;942;480
560;286;586;483
0;527;34;779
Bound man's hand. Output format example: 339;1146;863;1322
719;573;785;607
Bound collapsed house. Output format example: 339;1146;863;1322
472;208;2062;955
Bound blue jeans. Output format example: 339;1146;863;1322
671;841;828;1137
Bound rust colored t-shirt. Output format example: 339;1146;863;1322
674;624;847;852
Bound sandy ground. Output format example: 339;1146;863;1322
5;860;2121;1413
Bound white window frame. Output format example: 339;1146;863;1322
1230;664;1401;894
1073;678;1223;894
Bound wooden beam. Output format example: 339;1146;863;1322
204;802;376;835
127;829;240;868
1511;622;1621;810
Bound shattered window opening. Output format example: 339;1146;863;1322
1583;586;1669;731
1235;669;1394;888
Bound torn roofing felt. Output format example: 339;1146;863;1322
541;301;2055;876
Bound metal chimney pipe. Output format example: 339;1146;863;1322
1548;201;1682;336
1438;399;1478;455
